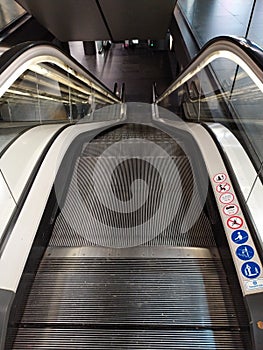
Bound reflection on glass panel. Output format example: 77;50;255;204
230;67;262;120
247;0;263;49
177;0;253;48
34;65;73;121
211;59;237;98
0;59;115;124
0;125;30;154
30;63;92;121
0;0;26;30
0;53;119;153
197;59;240;120
177;0;195;21
198;69;221;120
229;66;263;165
0;71;40;122
164;61;234;122
160;53;263;174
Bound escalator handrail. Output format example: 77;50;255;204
156;35;263;103
0;40;121;103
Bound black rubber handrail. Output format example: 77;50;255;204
156;35;263;103
0;40;121;102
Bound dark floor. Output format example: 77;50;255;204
70;42;175;103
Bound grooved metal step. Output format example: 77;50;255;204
51;128;214;248
6;328;251;350
82;139;185;157
18;254;246;328
52;147;213;249
50;208;215;247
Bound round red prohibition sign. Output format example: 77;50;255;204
213;173;227;183
216;183;230;193
227;216;244;230
223;204;239;216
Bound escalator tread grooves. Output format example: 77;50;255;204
15;257;247;328
6;329;251;350
51;155;214;247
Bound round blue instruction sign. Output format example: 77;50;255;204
231;230;249;245
241;262;260;279
236;245;254;261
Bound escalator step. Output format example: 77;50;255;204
50;209;214;247
51;155;214;248
17;255;246;327
82;138;185;157
6;328;250;350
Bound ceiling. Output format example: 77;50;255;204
16;0;177;41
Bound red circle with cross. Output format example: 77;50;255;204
227;216;244;229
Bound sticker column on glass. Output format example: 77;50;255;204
212;172;263;294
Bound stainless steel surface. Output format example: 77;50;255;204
46;246;219;259
7;328;250;350
19;256;246;327
0;0;25;31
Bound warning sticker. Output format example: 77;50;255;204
231;230;249;244
220;192;234;204
246;279;263;291
241;262;261;279
216;183;230;193
223;204;239;216
211;169;263;295
213;173;227;183
236;245;254;261
227;216;244;229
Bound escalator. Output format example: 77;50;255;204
0;37;263;350
5;121;250;349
